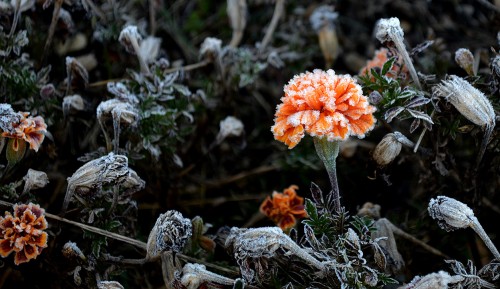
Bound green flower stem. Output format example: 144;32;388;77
313;137;341;212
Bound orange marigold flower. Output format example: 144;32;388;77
2;113;47;152
272;69;376;149
0;203;48;265
358;48;407;79
260;185;307;230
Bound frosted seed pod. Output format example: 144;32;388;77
404;271;464;289
428;196;474;231
146;210;193;259
118;25;150;74
199;37;222;61
181;263;235;289
373;133;402;166
309;5;339;68
454;48;475;76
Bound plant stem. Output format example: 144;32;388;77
313;137;341;212
470;216;500;260
259;0;285;53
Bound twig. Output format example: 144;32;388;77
259;0;285;53
163;59;211;74
41;0;64;66
389;222;450;259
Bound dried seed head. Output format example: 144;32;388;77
375;17;404;44
199;37;223;61
62;153;130;214
62;94;85;116
216;116;244;144
405;271;464;289
139;36;161;64
97;281;125;289
146;210;192;259
181;263;235;289
118;25;142;55
309;5;338;31
121;168;145;196
433;75;495;129
62;241;86;261
454;48;475;76
66;56;89;89
428;196;474;231
372;133;403;166
357;202;381;219
22;168;49;194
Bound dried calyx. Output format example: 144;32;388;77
146;210;192;259
428;196;500;259
433;75;495;168
180;263;236;289
402;271;464;289
61;153;131;215
224;226;325;282
454;48;475;76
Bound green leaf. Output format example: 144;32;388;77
105;220;122;231
304;198;318;221
381;57;396;75
6;138;26;168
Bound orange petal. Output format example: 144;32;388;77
278;214;297;230
0;239;15;257
31;232;48;248
23;244;38;260
14;250;28;265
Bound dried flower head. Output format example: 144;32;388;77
0;203;48;265
454;48;475;76
2;112;47;152
107;82;139;104
271;69;376;149
375;17;421;89
97;99;139;152
309;5;338;32
146;210;192;259
372;132;412;167
118;25;150;74
22;169;49;194
139;36;161;64
260;185;307;230
0;104;23;134
215;116;244;144
62;153;130;214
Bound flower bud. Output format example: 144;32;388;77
146;210;192;259
310;5;339;68
372;133;402;166
454;48;475;76
119;25;142;55
215;116;244;144
62;241;86;261
428;196;474;231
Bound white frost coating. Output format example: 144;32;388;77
404;271;464;289
216;116;244;144
199;37;222;59
375;17;404;43
139;36;161;64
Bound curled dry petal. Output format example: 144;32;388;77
272;69;376;149
146;210;192;259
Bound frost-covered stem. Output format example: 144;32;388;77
41;0;63;65
259;0;285;53
413;110;434;152
391;31;421;90
470;216;500;259
281;237;325;271
314;137;341;212
98;117;113;153
476;125;493;171
8;0;21;37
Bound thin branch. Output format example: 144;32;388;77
259;0;285;53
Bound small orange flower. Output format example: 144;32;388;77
2;113;47;152
272;69;376;149
0;203;48;265
358;48;407;79
260;185;307;230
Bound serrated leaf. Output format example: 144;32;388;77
6;138;26;168
381;57;397;75
304;198;318;221
407;109;434;124
384;106;404;123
